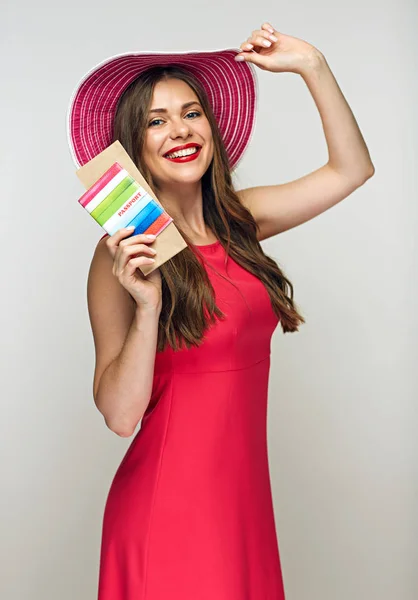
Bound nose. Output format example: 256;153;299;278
169;117;192;140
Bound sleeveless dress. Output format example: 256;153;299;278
97;238;286;599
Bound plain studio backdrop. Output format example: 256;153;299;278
2;0;417;598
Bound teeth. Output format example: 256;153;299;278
166;147;199;159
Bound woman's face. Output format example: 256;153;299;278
142;78;214;189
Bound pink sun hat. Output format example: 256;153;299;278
66;48;258;170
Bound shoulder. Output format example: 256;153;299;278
93;233;110;256
99;232;109;243
92;233;110;259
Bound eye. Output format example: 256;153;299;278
148;111;201;128
149;118;164;127
185;111;201;119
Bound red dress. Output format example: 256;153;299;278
97;239;286;599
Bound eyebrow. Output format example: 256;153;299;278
148;101;201;115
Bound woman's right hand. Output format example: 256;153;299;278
106;228;162;312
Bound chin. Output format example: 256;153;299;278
163;165;208;184
177;170;205;182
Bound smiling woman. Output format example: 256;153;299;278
67;44;348;600
66;29;376;596
111;64;304;352
139;79;214;187
149;110;204;162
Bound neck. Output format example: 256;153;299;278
156;181;208;237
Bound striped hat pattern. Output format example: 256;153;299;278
67;49;258;170
78;162;172;237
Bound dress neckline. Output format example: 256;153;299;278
191;240;222;255
193;240;221;249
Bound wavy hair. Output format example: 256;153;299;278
112;66;305;352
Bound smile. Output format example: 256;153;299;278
164;146;202;163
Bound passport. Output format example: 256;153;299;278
78;162;173;238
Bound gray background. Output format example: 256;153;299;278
2;0;417;598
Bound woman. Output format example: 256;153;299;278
68;22;374;600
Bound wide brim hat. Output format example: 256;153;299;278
66;48;258;170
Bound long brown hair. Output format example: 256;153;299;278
112;66;305;352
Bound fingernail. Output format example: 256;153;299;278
126;226;135;230
235;55;245;61
263;40;271;47
146;234;156;239
269;35;278;42
245;43;253;50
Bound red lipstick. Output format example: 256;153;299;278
164;143;202;163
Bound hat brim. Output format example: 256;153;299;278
67;48;258;171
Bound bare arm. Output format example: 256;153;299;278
94;306;160;437
237;50;375;239
88;236;162;437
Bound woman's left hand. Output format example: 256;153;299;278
235;22;323;75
